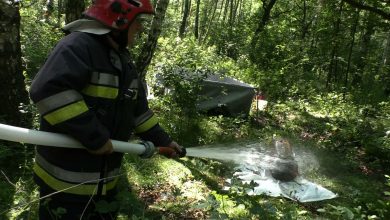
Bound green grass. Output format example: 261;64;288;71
0;95;389;219
1;139;388;219
110;141;388;219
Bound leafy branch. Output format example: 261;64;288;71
342;0;390;20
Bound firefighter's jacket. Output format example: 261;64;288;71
29;32;171;198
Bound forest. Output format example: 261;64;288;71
0;0;389;219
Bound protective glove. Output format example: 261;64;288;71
158;147;178;158
88;139;114;155
158;141;186;158
176;145;187;157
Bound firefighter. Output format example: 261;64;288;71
29;0;185;219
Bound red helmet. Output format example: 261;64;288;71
84;0;154;30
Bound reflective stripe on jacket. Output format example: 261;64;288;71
29;32;172;197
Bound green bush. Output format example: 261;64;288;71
20;6;63;79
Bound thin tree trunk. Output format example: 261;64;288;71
309;0;322;51
0;1;30;126
222;0;229;24
57;0;63;26
352;12;375;86
326;1;343;89
250;0;277;49
217;0;225;22
381;31;390;95
301;0;308;40
231;0;240;26
200;0;218;44
237;0;243;21
199;0;211;41
345;9;360;92
194;0;200;39
380;31;390;74
65;0;85;24
179;0;190;37
137;0;170;81
229;0;234;26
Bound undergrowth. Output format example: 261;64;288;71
1;93;389;219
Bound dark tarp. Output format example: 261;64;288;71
196;75;255;116
155;69;256;117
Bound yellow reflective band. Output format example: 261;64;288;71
134;114;158;133
36;90;83;115
43;100;89;125
33;163;118;196
82;85;118;99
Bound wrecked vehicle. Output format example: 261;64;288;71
152;68;256;117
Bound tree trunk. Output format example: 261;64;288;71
326;1;343;89
194;0;200;39
342;0;390;21
179;0;190;37
217;0;225;22
250;0;277;49
199;0;210;41
352;11;375;86
65;0;85;24
137;0;170;81
0;1;30;126
309;0;322;51
222;0;229;24
231;0;240;26
237;0;243;21
380;31;390;95
57;0;63;26
249;0;277;63
345;9;360;92
229;0;234;26
200;0;218;44
380;32;390;70
301;0;308;40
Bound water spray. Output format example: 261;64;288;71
270;138;299;182
0;123;337;202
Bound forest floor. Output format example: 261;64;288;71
0;100;389;219
114;139;388;219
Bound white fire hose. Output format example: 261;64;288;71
0;123;151;156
